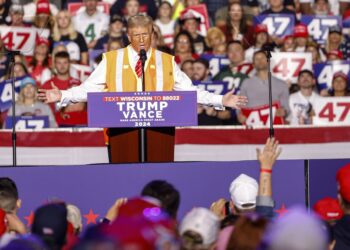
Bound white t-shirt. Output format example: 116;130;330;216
288;91;321;125
73;10;109;44
155;19;176;48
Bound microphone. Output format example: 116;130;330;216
262;42;277;52
139;49;147;64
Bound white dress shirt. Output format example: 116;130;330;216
59;45;223;108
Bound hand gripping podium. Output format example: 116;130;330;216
88;91;198;163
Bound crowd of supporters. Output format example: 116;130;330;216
0;0;350;128
0;138;349;249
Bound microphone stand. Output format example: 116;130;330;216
2;51;20;167
265;47;274;138
139;50;147;162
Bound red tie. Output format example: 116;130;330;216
135;58;142;78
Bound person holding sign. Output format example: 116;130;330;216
38;15;248;162
287;70;321;125
238;50;289;125
6;77;57;128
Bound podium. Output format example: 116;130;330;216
88;91;197;163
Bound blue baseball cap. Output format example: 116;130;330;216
20;76;36;90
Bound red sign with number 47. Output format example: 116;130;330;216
313;97;350;125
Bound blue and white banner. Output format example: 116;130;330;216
200;54;230;77
0;75;27;112
193;80;229;95
5;116;49;130
301;15;342;44
254;14;295;37
313;60;350;90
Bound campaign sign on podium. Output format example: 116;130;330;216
88;91;198;128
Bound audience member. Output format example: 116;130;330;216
205;27;227;56
52;10;89;65
154;1;176;49
173;30;199;66
328;71;350;97
179;207;220;250
287;70;321;125
238;50;290;124
6;76;57;128
72;0;109;49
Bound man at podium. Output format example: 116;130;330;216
38;15;248;163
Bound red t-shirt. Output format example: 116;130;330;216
42;76;87;127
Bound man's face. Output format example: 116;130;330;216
253;52;268;71
84;0;98;13
298;72;315;88
192;62;208;81
10;12;23;26
128;25;153;53
182;61;194;79
227;43;244;66
269;0;283;8
55;57;70;75
126;0;139;16
183;19;198;35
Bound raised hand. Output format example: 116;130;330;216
222;90;248;109
37;82;62;104
256;137;282;170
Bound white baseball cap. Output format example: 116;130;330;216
229;174;258;210
179;207;220;246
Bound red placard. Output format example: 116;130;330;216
241;102;284;126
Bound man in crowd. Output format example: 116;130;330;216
287;70;321;125
73;0;109;49
42;51;86;127
238;50;289;124
213;41;250;94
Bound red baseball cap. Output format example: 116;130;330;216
255;24;268;34
294;24;308;38
333;71;348;81
36;0;50;14
336;163;350;202
36;36;50;47
327;49;343;60
313;197;344;221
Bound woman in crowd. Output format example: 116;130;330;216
28;38;52;86
6;76;57;128
155;1;176;49
51;10;88;65
205;27;227;56
173;30;198;66
219;2;254;49
328;72;350;96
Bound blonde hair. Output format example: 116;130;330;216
127;14;153;31
52;10;78;41
205;27;226;48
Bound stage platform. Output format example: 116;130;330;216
1;125;350;165
0;159;349;227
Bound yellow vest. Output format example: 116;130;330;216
104;47;175;92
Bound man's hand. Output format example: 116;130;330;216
222;90;248;109
6;213;26;234
256;137;282;170
37;82;62;104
